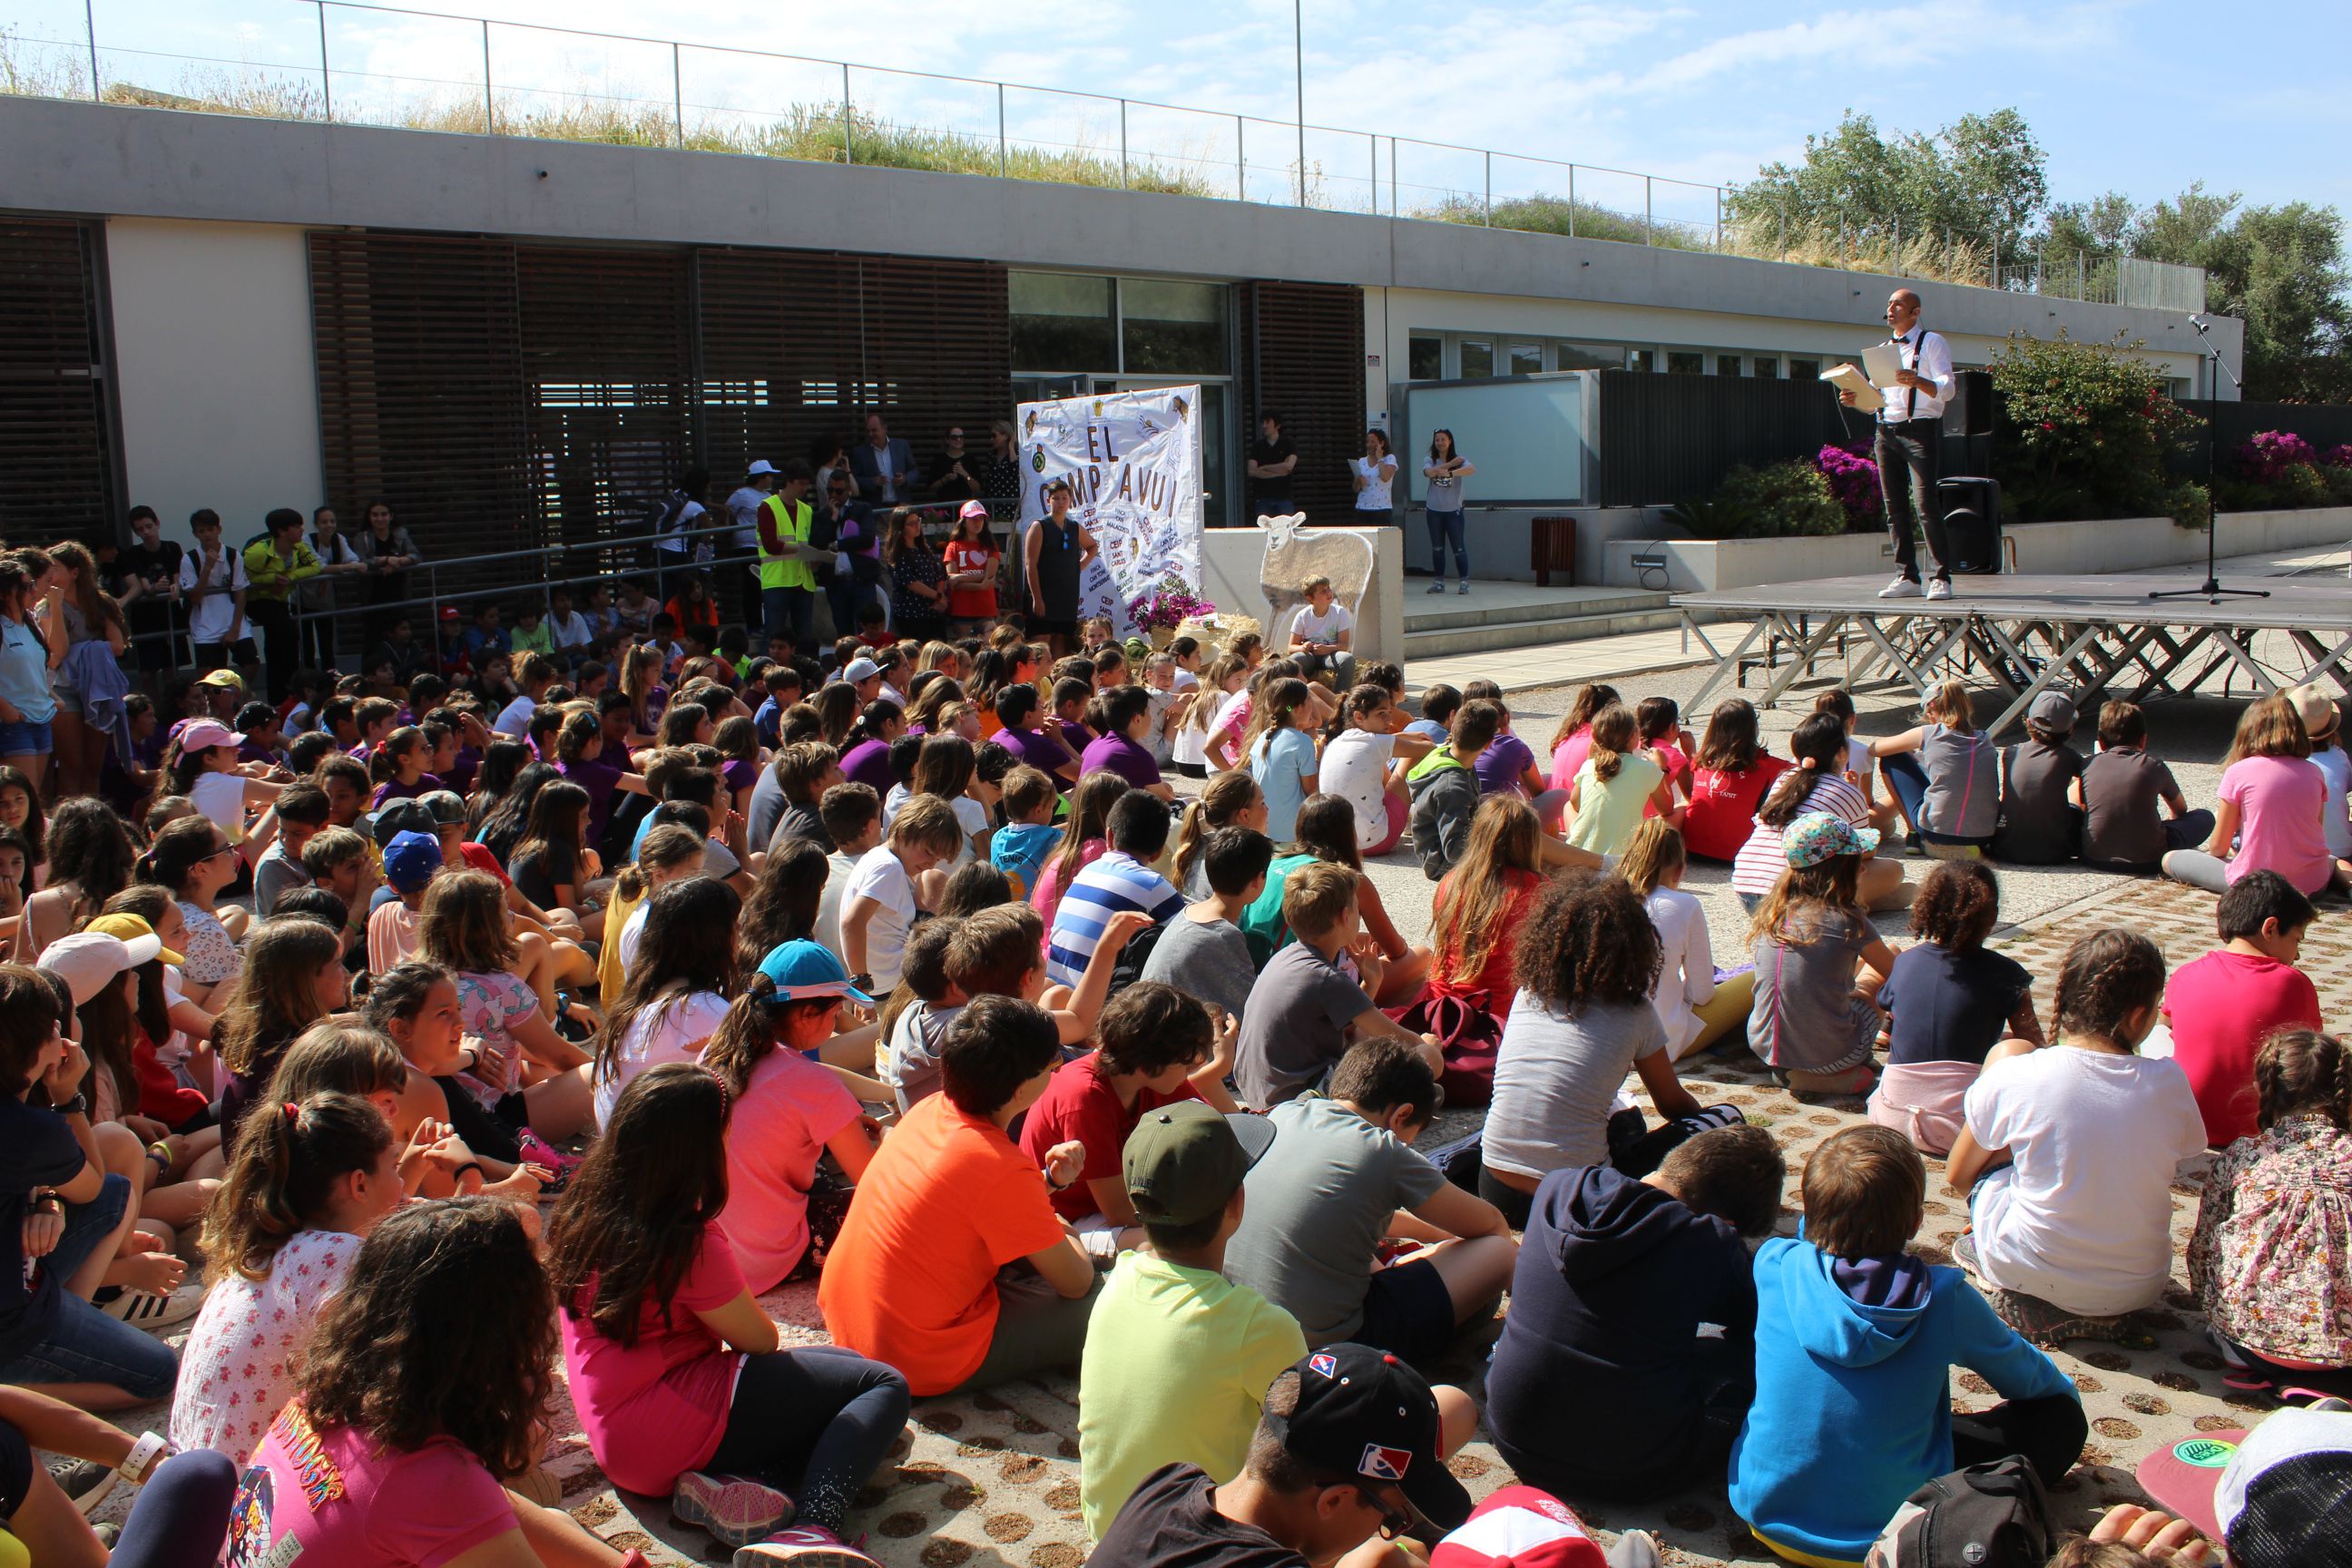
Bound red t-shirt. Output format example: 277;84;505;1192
1017;1050;1203;1221
944;538;999;621
558;1224;746;1494
132;1025;209;1127
1427;867;1541;1014
2161;947;2323;1148
1682;756;1791;862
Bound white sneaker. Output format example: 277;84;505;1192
100;1285;202;1332
1924;577;1954;601
1877;575;1924;600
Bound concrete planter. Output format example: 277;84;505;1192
1602;505;2352;593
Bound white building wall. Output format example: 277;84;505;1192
104;219;324;548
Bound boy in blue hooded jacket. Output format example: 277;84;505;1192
1729;1125;2085;1567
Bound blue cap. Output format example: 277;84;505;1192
383;830;444;893
757;938;875;1005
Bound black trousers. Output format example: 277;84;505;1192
1875;416;1948;581
1949;1391;2089;1485
247;598;299;702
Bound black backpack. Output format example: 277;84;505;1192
1866;1456;2053;1568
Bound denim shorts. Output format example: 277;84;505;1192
0;715;53;755
0;1173;179;1401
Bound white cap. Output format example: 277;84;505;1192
39;931;163;1005
747;459;779;477
843;657;882;683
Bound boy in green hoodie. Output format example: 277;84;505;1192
1729;1126;2084;1567
1407;698;1498;879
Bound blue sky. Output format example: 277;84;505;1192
16;0;2347;218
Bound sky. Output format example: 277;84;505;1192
18;0;2350;219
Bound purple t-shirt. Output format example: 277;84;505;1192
1060;719;1097;758
839;737;896;792
1474;731;1538;797
996;725;1078;788
559;752;626;842
721;758;759;798
369;773;443;810
1080;732;1161;789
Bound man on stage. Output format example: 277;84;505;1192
1842;288;1957;601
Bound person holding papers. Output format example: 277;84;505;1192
1835;289;1958;602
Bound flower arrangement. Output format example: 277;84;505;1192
1127;582;1215;632
2233;430;2318;483
1814;444;1883;526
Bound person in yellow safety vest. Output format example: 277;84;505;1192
757;458;820;655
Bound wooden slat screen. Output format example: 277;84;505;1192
1593;368;1850;507
309;231;531;591
0;219;118;548
1239;279;1365;525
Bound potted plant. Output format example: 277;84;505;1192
1127;582;1216;649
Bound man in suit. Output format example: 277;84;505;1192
849;411;919;508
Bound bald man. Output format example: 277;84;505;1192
1841;289;1958;600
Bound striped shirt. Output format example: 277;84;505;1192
1045;851;1186;987
1730;773;1871;897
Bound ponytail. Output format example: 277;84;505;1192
200;1091;393;1284
1173;770;1260;888
1758;712;1848;830
1587;703;1635;785
698;974;802;1095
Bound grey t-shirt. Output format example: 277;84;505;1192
2080;750;2180;868
1234;942;1373;1108
1747;906;1879;1075
1223;1097;1446;1343
745;762;788;854
1992;739;2084;863
1920;724;1998;840
251;841;310;918
1484;995;1667;1179
884;999;963;1114
1140;912;1257;1028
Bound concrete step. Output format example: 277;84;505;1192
1404;603;1691;659
1404;585;1669;633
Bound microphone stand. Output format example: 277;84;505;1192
2151;317;2266;604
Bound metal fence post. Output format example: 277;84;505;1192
84;0;99;100
2077;250;2085;301
1235;114;1244;201
841;63;854;163
997;83;1006;177
1369;137;1377;215
1644;176;1652;245
671;43;682;147
1483;150;1491;226
1120;99;1128;190
318;2;331;123
1567;163;1575;238
480;20;493;132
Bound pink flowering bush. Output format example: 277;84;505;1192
1815;444;1883;527
2233;430;2318;483
2323;444;2352;469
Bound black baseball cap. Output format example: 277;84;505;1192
370;798;436;848
1122;1102;1276;1228
1264;1342;1471;1536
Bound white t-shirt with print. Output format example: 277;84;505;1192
177;547;248;645
1292;602;1354;648
591;990;730;1130
1318;728;1396;855
843;844;919;991
171;1229;361;1464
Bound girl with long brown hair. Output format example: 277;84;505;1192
590;876;740;1131
1425;795;1547;1022
418;868;594;1142
12;795;135;964
1171;768;1266;898
1683;696;1788;862
44;540;128;799
1030;769;1129;934
213;915;347;1131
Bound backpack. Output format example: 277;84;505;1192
1104;916;1170;996
1384;990;1503;1108
1865;1456;2053;1568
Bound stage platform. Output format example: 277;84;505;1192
1671;571;2352;735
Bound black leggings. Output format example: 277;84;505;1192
1949;1392;2088;1485
703;1347;910;1534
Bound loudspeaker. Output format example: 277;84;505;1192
1937;475;2004;575
1947;369;1994;436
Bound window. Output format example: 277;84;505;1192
1011;272;1116;370
1508;344;1543;377
1553;342;1620;372
1788;357;1821;379
1665;351;1704;376
1628;349;1655;372
1122;279;1230;374
1751;357;1779;379
1716;355;1742;377
1459;339;1494;378
1408;336;1443;379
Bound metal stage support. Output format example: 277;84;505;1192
1672;573;2352;737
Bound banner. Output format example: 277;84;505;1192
1015;386;1204;637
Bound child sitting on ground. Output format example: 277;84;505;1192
1873;679;1999;855
840;793;963;995
814;781;883;963
1408;698;1498;880
1488;1124;1786;1502
1730;1126;2086;1567
820;995;1102;1396
2161;869;2322;1150
989;765;1063;902
1224;1039;1518;1365
1684;698;1788;864
1406;682;1460;746
1232;862;1445;1107
1746;813;1900;1096
1636;696;1694;812
1616;819;1749;1063
2188;1028;2352;1402
1991;691;2085;864
1480;873;1740;1229
1948;928;2208;1335
1563;702;1673;857
1140;825;1273;1031
1732;712;1909;914
1867;859;2043;1156
1044;790;1185;987
2078;699;2215;874
2296;681;2352;869
1020;983;1239;1258
1076;1098;1299;1540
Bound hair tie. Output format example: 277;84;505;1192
282;1102;300;1122
1798;756;1819;771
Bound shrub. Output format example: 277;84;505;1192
2324;444;2352;470
2165;481;2211;532
1990;332;2202;523
2233;430;2319;483
1710;461;1850;538
1815;444;1883;526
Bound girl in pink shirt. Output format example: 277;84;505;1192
1545;681;1619;791
547;1063;906;1561
2163;693;2346;897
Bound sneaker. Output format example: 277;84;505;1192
672;1472;796;1549
54;1457;117;1515
1426;581;1446;594
1924;576;1954;601
735;1524;880;1567
100;1285;202;1331
1457;580;1470;594
1877;574;1924;600
514;1131;582;1195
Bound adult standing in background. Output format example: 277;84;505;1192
817;468;880;643
1248;411;1298;522
726;458;780;629
851;412;918;508
1423;428;1475;596
351;498;423;645
925;426;981;505
757;458;821;656
1840;288;1956;603
118;505;183;683
1024;478;1097;658
1349;428;1398;530
975;420;1023;522
302;505;367;673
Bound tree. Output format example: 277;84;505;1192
1728;109;2048;262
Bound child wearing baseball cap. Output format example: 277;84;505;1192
1744;811;1899;1097
1089;1341;1475;1567
1077;1096;1298;1538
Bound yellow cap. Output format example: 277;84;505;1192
83;913;186;969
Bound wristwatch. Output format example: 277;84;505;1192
56;1092;89;1117
120;1431;172;1485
